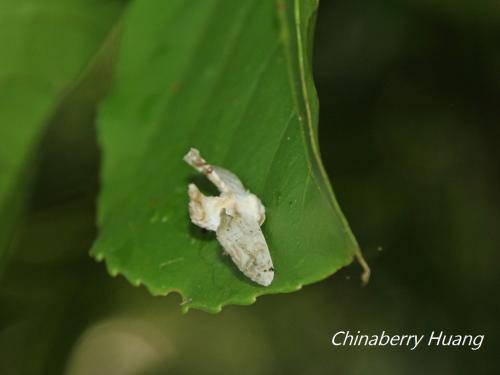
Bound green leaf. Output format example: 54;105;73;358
92;0;368;313
0;0;124;266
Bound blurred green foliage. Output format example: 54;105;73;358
0;0;499;374
0;0;123;265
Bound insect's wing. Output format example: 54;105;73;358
184;148;246;194
212;166;246;194
216;210;274;286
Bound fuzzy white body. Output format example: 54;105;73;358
184;148;274;286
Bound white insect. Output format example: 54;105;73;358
183;148;274;286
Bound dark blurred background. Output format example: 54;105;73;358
0;0;499;374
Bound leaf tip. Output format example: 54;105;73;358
355;250;371;285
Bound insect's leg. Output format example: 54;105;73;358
187;183;226;231
188;183;207;227
184;148;229;193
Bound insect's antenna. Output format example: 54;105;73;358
184;148;229;193
184;148;209;174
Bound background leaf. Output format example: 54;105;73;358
0;0;124;267
92;0;363;313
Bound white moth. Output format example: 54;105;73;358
183;148;274;286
